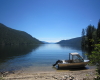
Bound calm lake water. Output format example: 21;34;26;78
0;44;87;72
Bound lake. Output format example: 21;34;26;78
0;44;87;72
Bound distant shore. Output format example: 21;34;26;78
1;65;97;80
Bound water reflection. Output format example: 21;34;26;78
58;44;87;59
58;44;81;50
0;44;88;72
0;44;41;63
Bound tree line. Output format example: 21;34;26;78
81;19;100;53
81;20;100;77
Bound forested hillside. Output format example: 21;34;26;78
57;37;82;47
0;23;43;45
81;20;100;52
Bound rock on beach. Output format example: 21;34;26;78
2;69;97;80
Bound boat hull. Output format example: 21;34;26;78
58;62;88;68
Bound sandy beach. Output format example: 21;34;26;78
0;66;97;80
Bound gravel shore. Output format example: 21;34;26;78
0;68;97;80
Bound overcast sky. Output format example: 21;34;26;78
0;0;100;42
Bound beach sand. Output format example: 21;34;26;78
1;66;97;80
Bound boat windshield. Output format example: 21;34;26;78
73;55;84;63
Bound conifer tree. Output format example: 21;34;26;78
85;25;96;51
81;29;85;47
97;19;100;43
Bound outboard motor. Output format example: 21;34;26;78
53;60;62;66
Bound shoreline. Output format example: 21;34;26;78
1;66;97;80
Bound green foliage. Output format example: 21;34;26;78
86;25;96;38
81;21;97;53
89;43;100;75
89;44;100;66
86;25;96;50
0;23;43;45
81;19;100;78
97;19;100;39
81;29;85;47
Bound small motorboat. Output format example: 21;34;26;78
53;52;89;68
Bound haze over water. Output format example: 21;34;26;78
0;44;86;72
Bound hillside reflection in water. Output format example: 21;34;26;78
0;44;87;72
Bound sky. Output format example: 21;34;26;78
0;0;100;42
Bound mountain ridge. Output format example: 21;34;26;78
0;23;43;45
57;37;82;47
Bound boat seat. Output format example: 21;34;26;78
62;60;66;63
62;60;69;64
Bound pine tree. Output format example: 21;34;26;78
86;25;96;51
97;19;100;43
81;29;85;47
